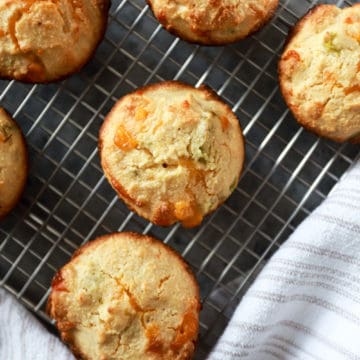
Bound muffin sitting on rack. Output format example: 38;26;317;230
0;108;28;219
48;232;200;360
99;81;245;228
147;0;279;45
0;0;109;82
279;3;360;143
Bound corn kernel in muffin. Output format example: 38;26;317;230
99;81;245;228
47;232;200;360
279;4;360;142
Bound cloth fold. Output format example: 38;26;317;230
208;160;360;360
0;288;73;359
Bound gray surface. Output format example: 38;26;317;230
0;0;359;358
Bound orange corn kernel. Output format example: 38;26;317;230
114;125;138;151
182;211;203;228
0;132;6;142
220;116;229;130
182;100;190;109
145;324;163;353
174;201;193;220
52;271;68;292
174;201;203;228
344;84;360;95
134;107;149;121
171;310;198;351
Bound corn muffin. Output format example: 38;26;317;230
0;0;109;83
99;81;245;228
279;4;360;143
0;108;28;219
147;0;278;45
47;232;200;360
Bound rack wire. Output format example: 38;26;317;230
0;0;359;358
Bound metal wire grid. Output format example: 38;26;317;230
0;0;359;358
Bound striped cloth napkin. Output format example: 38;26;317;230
208;160;360;360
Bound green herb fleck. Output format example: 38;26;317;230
324;32;340;53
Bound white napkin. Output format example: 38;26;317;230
0;288;73;360
208;160;360;360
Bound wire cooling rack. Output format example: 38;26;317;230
0;0;359;358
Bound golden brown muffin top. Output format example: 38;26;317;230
279;4;360;143
0;0;109;82
99;81;245;228
148;0;278;44
47;232;200;360
0;108;27;219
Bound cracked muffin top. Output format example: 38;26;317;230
99;81;245;228
147;0;278;45
0;108;27;219
47;232;200;360
279;4;360;143
0;0;109;82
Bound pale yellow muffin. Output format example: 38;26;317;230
279;4;360;143
0;108;27;219
147;0;278;45
99;81;245;228
47;232;200;360
0;0;109;83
